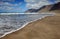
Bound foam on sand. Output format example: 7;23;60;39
0;13;55;38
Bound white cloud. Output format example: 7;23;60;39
0;2;22;7
0;2;22;12
25;0;60;9
0;0;15;2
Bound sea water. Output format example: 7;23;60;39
0;13;55;38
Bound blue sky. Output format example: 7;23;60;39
0;0;59;13
0;0;27;13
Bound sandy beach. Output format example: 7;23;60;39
0;11;60;39
0;0;60;39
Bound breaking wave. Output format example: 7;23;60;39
0;13;55;38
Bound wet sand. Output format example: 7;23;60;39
0;12;60;39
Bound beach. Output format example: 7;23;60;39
0;12;60;39
0;0;60;39
0;13;54;38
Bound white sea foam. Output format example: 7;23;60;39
0;13;55;38
0;12;55;15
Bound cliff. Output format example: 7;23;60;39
25;2;60;13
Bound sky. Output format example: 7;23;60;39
0;0;60;13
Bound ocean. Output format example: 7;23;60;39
0;13;54;38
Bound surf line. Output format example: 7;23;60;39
0;13;55;38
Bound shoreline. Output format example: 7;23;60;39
0;12;55;15
0;13;55;38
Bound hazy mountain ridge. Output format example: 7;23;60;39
25;6;46;13
25;2;60;13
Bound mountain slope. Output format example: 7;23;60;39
25;2;60;13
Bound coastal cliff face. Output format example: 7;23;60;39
38;5;53;13
25;2;60;13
